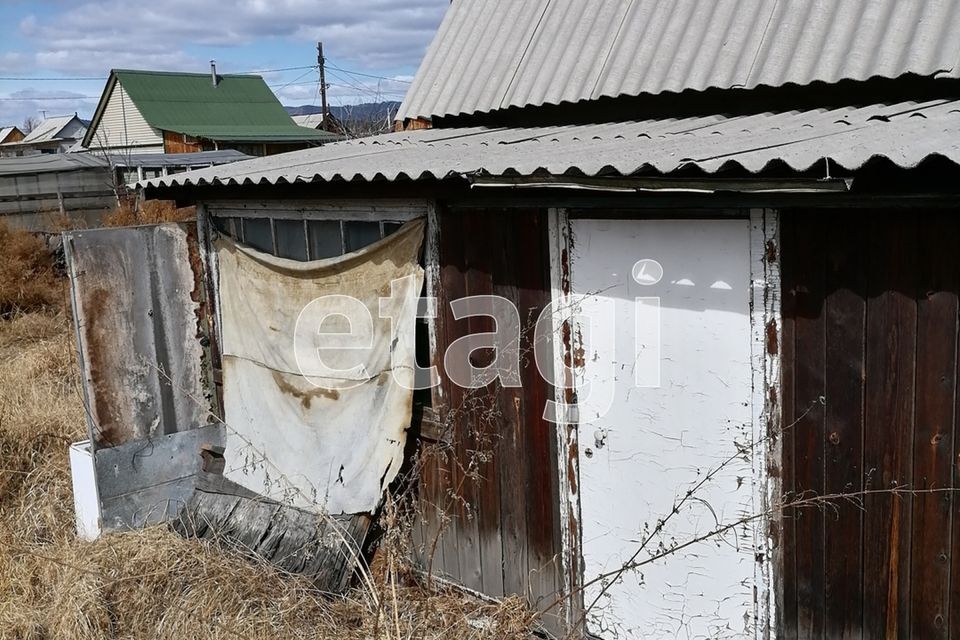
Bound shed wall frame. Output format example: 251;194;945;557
196;195;787;638
546;206;781;638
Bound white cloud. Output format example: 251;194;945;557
19;0;447;73
0;88;98;129
2;1;446;125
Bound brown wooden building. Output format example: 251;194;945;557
72;1;960;638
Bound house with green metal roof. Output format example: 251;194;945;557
82;67;335;157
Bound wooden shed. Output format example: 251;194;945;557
89;1;960;638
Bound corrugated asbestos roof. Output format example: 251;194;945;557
109;150;251;167
89;70;329;144
144;98;960;189
397;0;960;121
0;153;107;176
0;151;251;177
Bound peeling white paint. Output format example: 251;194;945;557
749;209;781;640
568;218;756;639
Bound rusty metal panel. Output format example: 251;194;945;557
95;423;225;530
65;222;215;449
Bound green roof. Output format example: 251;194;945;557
86;69;335;145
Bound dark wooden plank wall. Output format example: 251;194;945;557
781;209;960;639
413;207;563;626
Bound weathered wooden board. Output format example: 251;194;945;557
823;214;866;640
792;215;826;638
910;216;957;639
779;218;798;640
419;207;561;629
862;215;916;639
781;209;960;639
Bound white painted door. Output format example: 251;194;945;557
567;218;756;639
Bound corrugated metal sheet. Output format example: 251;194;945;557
65;223;214;449
109;149;251;167
397;0;960;120
292;114;325;129
20;115;84;144
0;153;107;176
145;98;960;189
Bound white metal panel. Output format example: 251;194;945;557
69;440;101;540
569;218;755;639
88;82;164;152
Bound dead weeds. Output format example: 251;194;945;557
102;200;196;228
0;222;65;317
0;311;536;639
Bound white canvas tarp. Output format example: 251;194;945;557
215;219;425;514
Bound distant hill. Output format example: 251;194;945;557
286;102;401;122
286;101;401;137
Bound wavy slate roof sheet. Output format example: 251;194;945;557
144;98;960;190
397;0;960;121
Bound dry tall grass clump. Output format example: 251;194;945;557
102;200;196;228
0;222;63;317
0;311;536;639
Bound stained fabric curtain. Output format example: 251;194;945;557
214;219;424;515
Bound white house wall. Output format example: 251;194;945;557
88;83;164;154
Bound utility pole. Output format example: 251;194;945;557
317;42;329;130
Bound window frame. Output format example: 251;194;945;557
207;199;426;262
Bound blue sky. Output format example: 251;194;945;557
0;0;448;127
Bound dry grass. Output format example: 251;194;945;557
102;200;196;228
0;222;65;317
0;309;536;639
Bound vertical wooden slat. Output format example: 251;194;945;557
462;211;506;598
491;210;530;601
430;207;561;619
437;208;475;589
862;213;917;640
822;211;866;640
416;440;447;577
779;212;798;640
792;213;827;639
517;210;562;621
910;211;958;639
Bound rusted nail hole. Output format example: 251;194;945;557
828;432;840;445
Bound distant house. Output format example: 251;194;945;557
292;113;326;130
0;149;251;230
82;68;336;157
0;115;87;157
0;126;24;145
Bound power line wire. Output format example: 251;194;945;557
0;64;319;82
326;62;412;84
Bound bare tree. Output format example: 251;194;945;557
21;116;39;134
